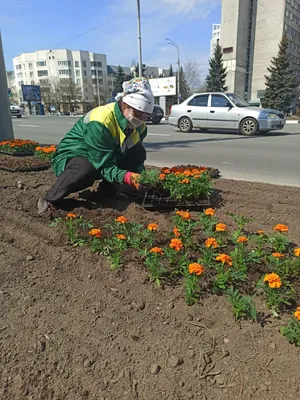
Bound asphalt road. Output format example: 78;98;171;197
11;115;300;187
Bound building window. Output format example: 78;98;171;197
76;79;81;85
76;70;80;76
36;61;47;67
28;63;33;69
59;69;71;76
83;61;87;67
84;70;87;76
31;80;35;85
91;61;102;68
75;61;80;68
38;70;48;77
16;64;22;70
17;72;23;78
30;72;34;78
58;60;71;66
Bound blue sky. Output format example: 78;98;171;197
1;0;221;77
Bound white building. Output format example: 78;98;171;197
210;24;221;58
13;49;108;112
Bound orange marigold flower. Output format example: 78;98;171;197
216;223;227;232
116;234;126;240
273;224;288;233
191;168;201;175
67;212;76;218
176;210;191;220
257;230;265;235
263;273;282;289
173;227;181;237
205;237;218;248
159;173;166;180
237;236;248;243
272;252;285;259
169;238;183;251
89;228;102;238
180;178;190;184
294;248;300;257
161;167;171;174
183;170;193;177
174;171;183;176
216;254;233;266
204;208;215;216
188;263;205;275
294;307;300;320
116;216;128;224
149;247;164;255
147;223;158;231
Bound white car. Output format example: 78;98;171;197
168;92;286;135
10;103;23;118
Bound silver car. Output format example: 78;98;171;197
168;92;286;135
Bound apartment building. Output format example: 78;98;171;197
220;0;300;102
210;24;221;58
13;49;108;111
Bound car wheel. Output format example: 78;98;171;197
17;115;22;118
199;128;208;132
240;117;258;136
152;117;162;124
179;116;193;133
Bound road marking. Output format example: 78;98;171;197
18;124;40;128
148;133;171;137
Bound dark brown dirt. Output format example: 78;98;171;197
0;154;51;171
1;168;300;400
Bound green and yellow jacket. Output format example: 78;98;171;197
52;102;147;183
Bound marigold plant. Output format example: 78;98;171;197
204;208;215;216
188;263;205;275
147;223;158;231
116;216;128;224
89;229;102;238
237;236;248;243
263;273;282;289
294;248;300;257
205;237;219;248
67;212;76;219
116;234;126;240
216;223;227;232
273;224;289;233
216;254;233;266
169;238;183;251
150;247;164;255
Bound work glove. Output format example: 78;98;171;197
124;172;151;192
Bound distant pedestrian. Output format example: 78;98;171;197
38;77;154;215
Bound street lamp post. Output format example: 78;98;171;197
137;0;143;77
96;68;101;106
166;38;180;104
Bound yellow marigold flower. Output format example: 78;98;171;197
263;273;282;289
237;236;248;243
294;248;300;257
294;307;300;321
273;224;288;233
216;223;227;232
188;263;205;275
257;230;265;235
89;229;102;238
116;216;128;224
116;234;126;240
216;254;233;266
204;208;215;216
272;252;285;259
147;223;158;231
205;237;218;248
149;247;164;255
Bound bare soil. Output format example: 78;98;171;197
1;168;300;400
0;154;51;172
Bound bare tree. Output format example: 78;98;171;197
183;61;202;93
60;78;83;112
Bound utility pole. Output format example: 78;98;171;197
0;31;14;140
96;69;101;106
166;39;180;104
137;0;143;77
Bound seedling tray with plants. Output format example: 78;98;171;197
137;164;218;209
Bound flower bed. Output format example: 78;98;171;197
0;139;38;155
50;207;300;347
35;145;56;161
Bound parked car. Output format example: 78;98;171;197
147;104;164;124
107;98;164;124
168;92;286;135
10;103;23;118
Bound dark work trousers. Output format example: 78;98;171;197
44;143;146;203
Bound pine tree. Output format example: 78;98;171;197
134;64;147;77
205;42;228;92
169;64;174;77
114;66;126;93
179;67;190;101
262;34;298;113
